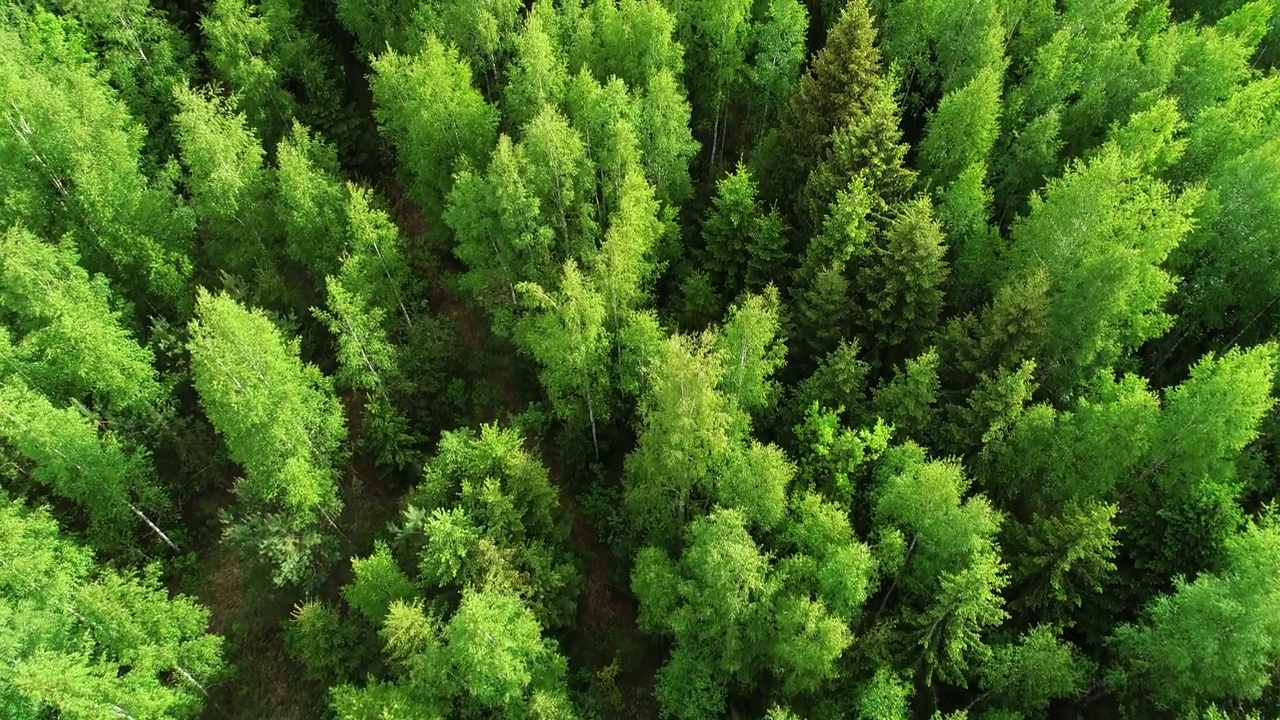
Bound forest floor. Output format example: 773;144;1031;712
196;545;330;720
191;399;404;720
559;472;662;720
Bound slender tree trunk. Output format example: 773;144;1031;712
340;314;383;386
710;98;723;179
370;240;412;327
119;17;148;62
719;100;732;168
487;235;518;304
875;534;918;617
586;388;600;461
128;503;180;552
175;666;211;697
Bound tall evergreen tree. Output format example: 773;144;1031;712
276;122;346;284
874;443;1009;686
799;69;915;227
515;261;612;458
0;379;162;553
173;84;277;284
1123;343;1278;593
702;165;790;303
504;4;571;130
997;110;1201;394
314;184;425;469
763;0;882;206
188;289;346;587
27;0;192;158
1108;516;1280;713
917;66;1003;192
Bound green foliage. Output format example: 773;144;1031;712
881;0;1006;98
793;402;891;502
317;279;399;397
766;0;883;201
636;497;877;715
189;290;344;516
633;509;773;715
0;227;162;416
800;71;915;225
746;0;808;135
188;290;345;586
201;0;294;140
443;99;655;333
1007;500;1121;620
624;292;791;544
314;183;427;468
783;491;878;618
634;69;700;209
981;372;1160;508
918;66;1003;190
1125;343;1279;587
447;134;555;316
333;0;418;57
277;122;345;282
1001;124;1201;393
0;500;222;718
793;340;873;427
400;424;577;627
516;262;611;454
173;84;277;282
716;286;787;413
855;668;912;719
0;25;194;310
702;165;789;301
32;0;191;153
343;541;418;624
1174;135;1280;338
504;4;569;130
592;168;663;325
202;0;359;150
872;349;941;445
0;379;159;552
372;35;500;221
979;625;1092;714
854;196;948;359
1109;517;1280;712
792;178;875;361
285;600;361;682
938;162;1001;311
443;585;567;711
6;1;1280;717
413;0;523;85
875;445;1008;685
331;586;575;720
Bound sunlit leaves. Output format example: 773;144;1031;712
372;36;499;220
0;501;222;719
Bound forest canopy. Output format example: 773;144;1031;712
1;0;1280;718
